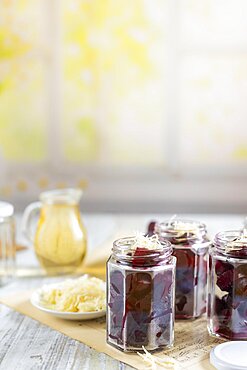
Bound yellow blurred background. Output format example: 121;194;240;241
0;0;246;213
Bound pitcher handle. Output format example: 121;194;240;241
21;202;41;244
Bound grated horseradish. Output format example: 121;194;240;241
40;275;106;313
164;216;202;239
131;233;162;250
137;346;181;369
226;230;247;252
170;221;200;234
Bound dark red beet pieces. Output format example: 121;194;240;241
211;258;247;339
108;268;174;349
217;269;234;292
173;248;207;318
131;247;159;267
148;221;209;319
147;221;156;236
215;260;234;276
107;246;175;350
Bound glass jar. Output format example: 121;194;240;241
0;202;15;286
155;219;210;319
106;235;176;352
207;230;247;340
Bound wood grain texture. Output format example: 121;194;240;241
0;277;133;370
0;304;133;370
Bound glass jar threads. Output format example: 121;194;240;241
0;202;15;286
106;235;176;352
155;219;210;319
208;230;247;340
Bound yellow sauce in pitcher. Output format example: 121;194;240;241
22;189;87;275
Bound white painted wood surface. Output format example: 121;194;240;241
0;278;132;370
0;214;245;370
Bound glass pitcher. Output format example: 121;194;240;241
22;188;87;275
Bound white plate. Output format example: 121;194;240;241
30;289;106;321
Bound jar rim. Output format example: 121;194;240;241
113;235;171;250
155;219;207;242
156;218;206;230
112;235;173;264
214;229;247;256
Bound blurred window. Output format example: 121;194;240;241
0;0;246;198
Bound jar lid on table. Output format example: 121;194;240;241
0;201;14;219
210;341;247;370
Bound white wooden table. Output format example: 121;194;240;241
0;214;245;370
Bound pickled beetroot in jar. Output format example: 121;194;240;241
208;230;247;340
153;219;210;319
106;235;176;352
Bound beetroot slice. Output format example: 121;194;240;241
215;260;234;276
216;269;234;292
132;247;160;267
146;221;156;236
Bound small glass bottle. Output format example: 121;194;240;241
106;235;176;352
155;219;210;319
0;202;15;286
207;230;247;340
